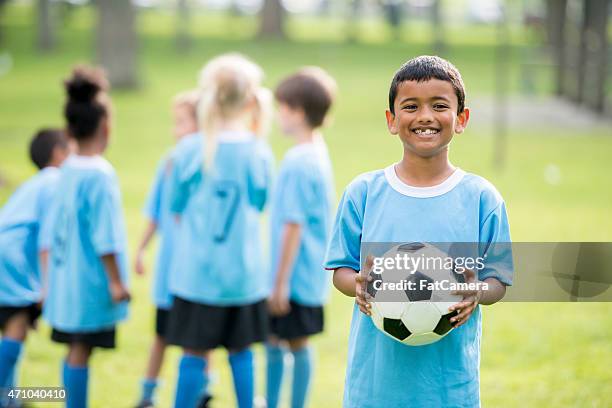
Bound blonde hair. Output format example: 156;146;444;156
197;53;268;170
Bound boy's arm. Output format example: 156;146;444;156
332;256;374;315
134;220;157;276
38;250;49;305
101;254;131;303
269;222;302;316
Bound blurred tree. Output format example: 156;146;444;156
577;0;609;113
259;0;285;38
545;0;567;96
346;0;363;42
176;0;191;51
431;0;444;54
96;0;138;88
37;0;56;51
494;0;509;170
0;0;8;47
381;0;403;40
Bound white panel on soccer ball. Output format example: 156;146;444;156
401;302;442;334
431;301;458;316
404;332;442;346
374;301;406;320
369;302;386;331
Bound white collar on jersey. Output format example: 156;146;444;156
64;155;114;174
384;164;466;198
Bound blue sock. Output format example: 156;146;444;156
228;349;254;408
266;344;286;408
63;362;88;408
173;354;207;408
0;339;22;388
140;378;158;404
291;346;313;408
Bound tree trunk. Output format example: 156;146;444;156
431;0;445;55
580;0;609;113
258;0;285;38
562;1;582;101
37;0;55;51
493;5;509;170
176;0;191;51
383;0;403;40
0;0;8;47
96;0;138;89
545;0;567;96
346;0;363;42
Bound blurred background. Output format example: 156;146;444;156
0;0;611;407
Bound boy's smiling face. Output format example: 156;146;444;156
386;79;469;159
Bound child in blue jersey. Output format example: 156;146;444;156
266;67;337;408
325;56;513;408
0;129;69;406
133;90;205;408
42;66;131;408
164;54;274;408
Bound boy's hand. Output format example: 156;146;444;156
268;284;291;316
449;268;482;328
356;256;374;316
134;250;145;276
109;281;131;303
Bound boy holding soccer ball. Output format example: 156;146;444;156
325;56;513;407
266;67;337;408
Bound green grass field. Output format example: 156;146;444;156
1;4;611;407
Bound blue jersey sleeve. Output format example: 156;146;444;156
37;181;57;250
89;175;125;256
247;142;274;212
168;153;200;215
278;165;315;225
324;181;364;272
144;158;167;222
478;201;513;285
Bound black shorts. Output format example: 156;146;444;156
166;296;268;351
155;308;170;337
269;301;324;340
51;327;116;349
0;304;41;330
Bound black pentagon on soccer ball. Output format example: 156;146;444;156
366;271;382;297
405;271;434;301
434;310;459;336
398;242;425;252
383;318;412;340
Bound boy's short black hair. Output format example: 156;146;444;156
275;67;337;129
29;128;67;169
389;55;465;115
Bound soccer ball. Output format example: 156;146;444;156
367;242;464;346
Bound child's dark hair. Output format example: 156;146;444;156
29;128;67;169
64;65;110;140
275;67;337;128
389;55;465;115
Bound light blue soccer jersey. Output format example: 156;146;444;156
324;165;513;408
42;155;129;332
269;139;335;306
143;132;199;309
0;167;61;307
168;131;274;306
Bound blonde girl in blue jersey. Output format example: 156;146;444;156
133;90;206;408
165;54;274;408
42;66;130;408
